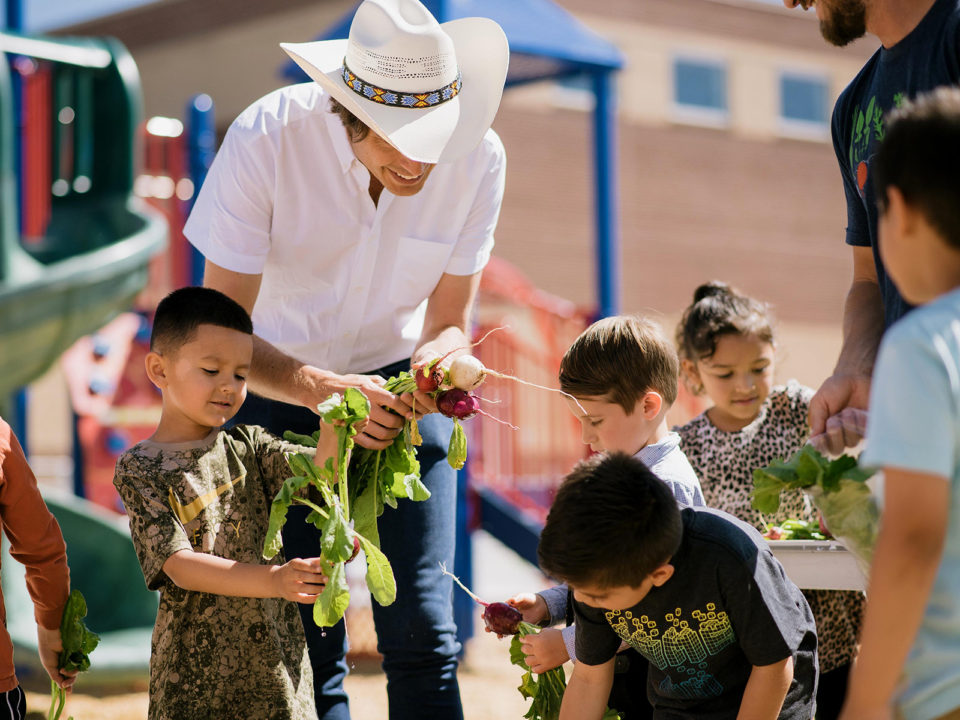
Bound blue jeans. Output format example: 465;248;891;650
233;360;463;720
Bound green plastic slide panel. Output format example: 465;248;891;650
0;31;168;399
1;491;157;684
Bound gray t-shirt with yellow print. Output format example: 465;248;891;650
114;425;317;720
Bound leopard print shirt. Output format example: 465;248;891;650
675;381;864;673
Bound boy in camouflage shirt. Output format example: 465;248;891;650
114;287;329;720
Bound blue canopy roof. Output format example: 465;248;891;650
282;0;624;86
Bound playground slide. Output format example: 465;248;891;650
1;490;157;684
0;32;167;405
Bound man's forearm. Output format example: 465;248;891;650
736;657;792;720
835;278;884;377
248;335;330;408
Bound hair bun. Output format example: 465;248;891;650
692;281;732;304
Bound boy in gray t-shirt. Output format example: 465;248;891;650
114;287;328;720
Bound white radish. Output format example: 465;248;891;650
448;355;487;391
447;354;587;415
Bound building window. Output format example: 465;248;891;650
779;72;830;139
672;57;729;126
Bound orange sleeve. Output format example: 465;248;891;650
0;418;70;630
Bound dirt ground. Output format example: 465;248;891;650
18;531;552;720
21;626;540;720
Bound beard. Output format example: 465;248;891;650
819;0;868;47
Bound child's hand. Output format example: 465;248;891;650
271;556;328;603
315;421;339;468
520;628;569;674
315;418;367;468
37;624;78;690
507;592;549;625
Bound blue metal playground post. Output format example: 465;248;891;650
6;0;28;447
186;93;215;286
593;69;620;319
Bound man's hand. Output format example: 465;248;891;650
270;557;328;603
37;625;78;690
320;372;412;450
520;628;570;673
808;372;871;450
808;406;869;456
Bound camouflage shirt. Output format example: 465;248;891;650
114;425;316;720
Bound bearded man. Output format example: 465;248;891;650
783;4;960;720
786;0;960;451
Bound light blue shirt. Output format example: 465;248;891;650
636;431;706;508
861;285;960;720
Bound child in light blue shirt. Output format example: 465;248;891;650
841;87;960;720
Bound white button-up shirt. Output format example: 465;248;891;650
184;82;506;374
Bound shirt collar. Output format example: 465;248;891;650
635;431;681;466
324;109;361;176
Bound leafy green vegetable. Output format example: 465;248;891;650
508;622;621;720
763;518;829;541
510;622;567;720
314;561;350;628
264;368;476;627
264;388;409;627
48;589;99;720
447;419;467;470
752;445;879;573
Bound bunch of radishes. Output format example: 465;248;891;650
412;353;518;470
411;330;582;470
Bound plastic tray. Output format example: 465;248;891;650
766;540;867;592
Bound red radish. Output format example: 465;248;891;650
482;601;524;635
414;361;444;393
439;563;523;635
347;535;361;563
436;389;480;420
436;390;519;430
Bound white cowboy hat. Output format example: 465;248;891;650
281;0;509;164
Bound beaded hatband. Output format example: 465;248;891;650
341;61;462;108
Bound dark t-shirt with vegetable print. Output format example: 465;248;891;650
832;0;960;327
113;425;317;720
574;508;818;720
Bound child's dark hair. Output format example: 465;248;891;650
874;86;960;250
150;287;253;354
559;315;678;413
676;281;775;368
538;452;682;589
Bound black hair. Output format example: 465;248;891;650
874;86;960;250
537;452;682;588
675;281;775;375
150;286;253;354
